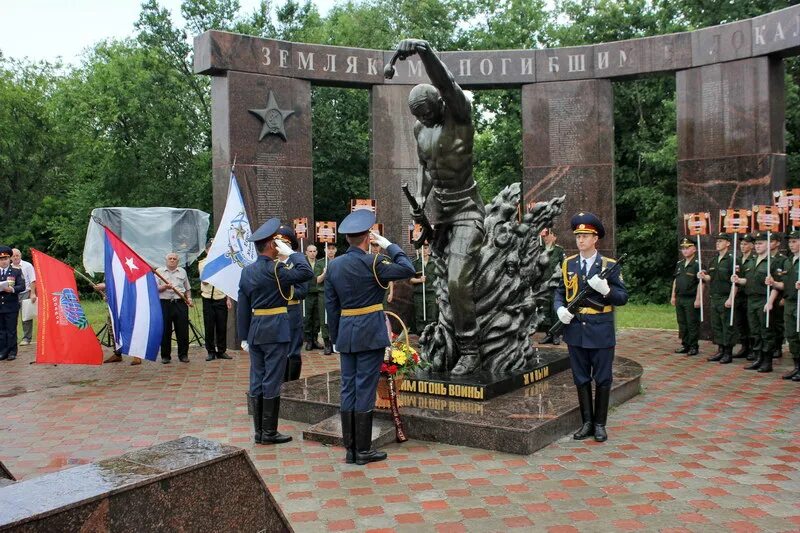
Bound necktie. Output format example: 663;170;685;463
581;259;587;279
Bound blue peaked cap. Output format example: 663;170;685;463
277;224;299;250
248;217;281;242
570;212;605;239
339;209;375;235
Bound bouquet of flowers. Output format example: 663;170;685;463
381;335;425;378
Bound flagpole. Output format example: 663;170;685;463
767;230;771;328
729;232;737;327
324;242;328;323
74;269;107;300
300;237;306;318
421;248;427;322
697;235;703;322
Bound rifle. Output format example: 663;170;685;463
402;183;435;248
547;253;628;338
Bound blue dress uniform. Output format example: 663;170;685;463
553;213;628;443
325;210;415;465
238;219;313;445
277;224;308;382
0;246;25;361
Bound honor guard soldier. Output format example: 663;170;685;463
0;246;25;361
410;243;438;335
766;229;800;380
731;232;784;373
303;244;324;351
238;218;313;444
277;224;309;382
325;210;415;465
540;228;565;344
734;234;755;359
698;234;738;363
671;238;701;355
553;213;628;443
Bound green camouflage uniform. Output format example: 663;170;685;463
303;259;323;342
412;255;438;335
782;254;800;361
708;250;738;348
744;252;786;355
674;255;700;349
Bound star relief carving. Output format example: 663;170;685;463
248;90;295;142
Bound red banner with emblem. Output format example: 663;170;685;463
32;249;103;365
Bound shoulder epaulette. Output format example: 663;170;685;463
605;257;617;263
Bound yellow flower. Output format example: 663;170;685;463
391;349;408;366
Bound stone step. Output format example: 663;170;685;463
303;414;397;449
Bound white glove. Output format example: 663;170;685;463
370;231;391;249
274;239;294;257
557;306;574;325
587;275;611;296
240;341;249;352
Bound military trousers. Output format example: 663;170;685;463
413;291;438;335
539;291;557;331
249;341;289;398
783;298;800;358
318;292;330;340
303;292;322;341
0;311;18;358
567;345;614;388
734;294;749;345
288;303;303;359
339;348;384;412
710;295;738;347
746;299;779;354
675;296;700;348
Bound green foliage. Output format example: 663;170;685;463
1;0;799;302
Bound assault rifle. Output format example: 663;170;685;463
547;253;628;338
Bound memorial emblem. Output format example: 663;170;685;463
55;288;90;329
226;211;257;267
248;90;295;141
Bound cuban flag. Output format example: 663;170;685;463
200;171;257;300
103;227;163;361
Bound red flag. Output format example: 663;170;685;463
32;249;103;365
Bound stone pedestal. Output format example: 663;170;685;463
212;72;314;348
522;79;615;256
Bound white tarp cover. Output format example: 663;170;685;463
83;207;210;274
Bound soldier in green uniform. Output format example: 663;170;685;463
671;238;702;355
303;244;324;350
410;243;438;335
734;234;755;359
731;231;785;373
769;235;786;359
540;228;565;344
698;234;737;363
767;229;800;380
318;244;338;354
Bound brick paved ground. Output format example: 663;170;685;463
1;329;798;532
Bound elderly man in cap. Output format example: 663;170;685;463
238;218;313;444
671;238;701;355
553;213;628;443
276;224;309;382
0;246;26;361
698;234;737;363
325;209;415;465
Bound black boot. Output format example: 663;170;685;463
324;339;333;355
744;351;764;370
573;384;594;440
205;352;216;361
341;410;356;464
354;411;387;465
707;345;723;362
674;345;689;354
283;357;302;382
782;357;800;379
304;340;313;351
733;340;751;359
541;334;554;345
552;335;561;345
260;396;292;444
757;352;773;373
774;347;783;359
248;394;263;444
793;372;800;382
687;346;699;356
593;386;611;442
719;346;733;364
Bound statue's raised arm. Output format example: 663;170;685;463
395;39;471;123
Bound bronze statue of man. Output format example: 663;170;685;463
396;39;486;375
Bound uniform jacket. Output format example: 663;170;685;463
674;256;699;297
325;244;415;353
286;255;310;333
553;253;628;349
0;267;25;314
307;259;325;293
412;256;438;295
237;252;313;345
707;252;734;297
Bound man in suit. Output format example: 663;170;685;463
238;218;313;445
303;244;324;351
325;209;415;465
0;246;26;361
553;213;628;443
276;224;309;382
